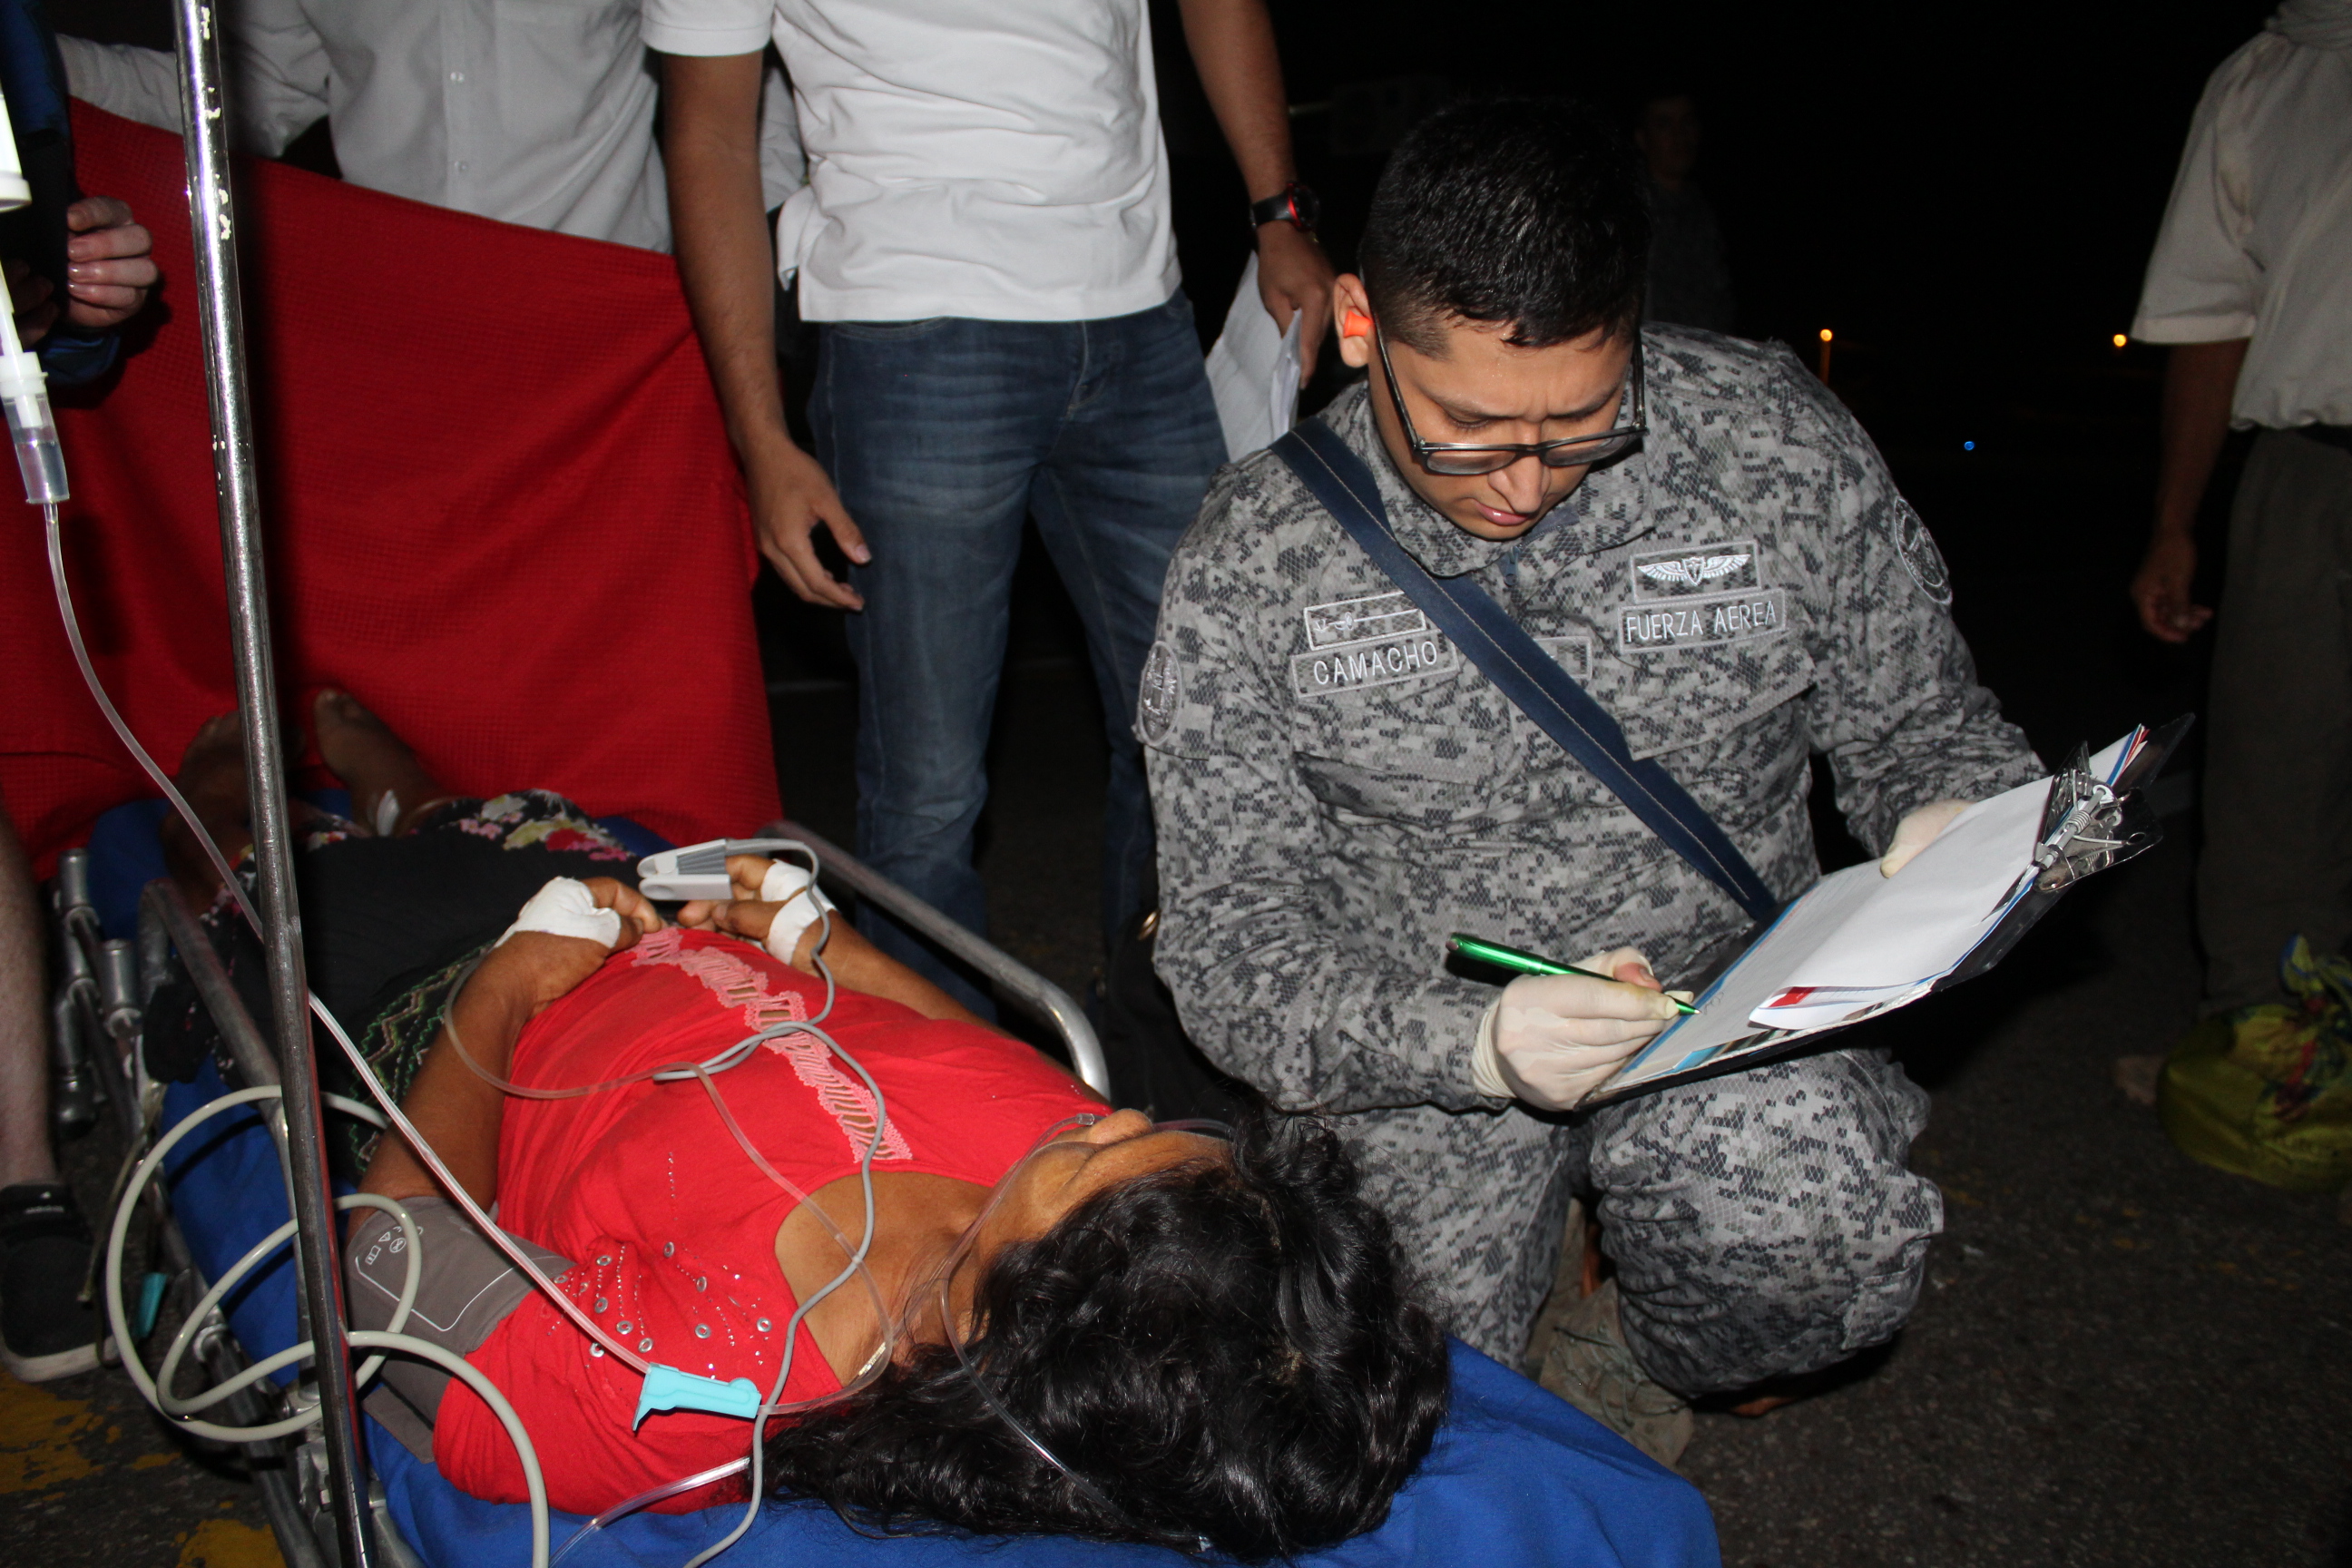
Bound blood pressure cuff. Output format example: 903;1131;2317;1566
346;1197;573;1462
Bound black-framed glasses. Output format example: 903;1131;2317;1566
1374;321;1645;475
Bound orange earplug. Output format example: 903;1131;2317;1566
1340;308;1373;339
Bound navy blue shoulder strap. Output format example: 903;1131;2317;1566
1273;420;1781;924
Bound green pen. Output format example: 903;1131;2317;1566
1447;933;1700;1014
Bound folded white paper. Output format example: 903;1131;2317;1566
1205;254;1303;460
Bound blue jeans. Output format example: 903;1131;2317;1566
809;293;1225;1012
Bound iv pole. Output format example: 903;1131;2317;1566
167;5;378;1563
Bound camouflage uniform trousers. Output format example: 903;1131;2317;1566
1346;1044;1939;1395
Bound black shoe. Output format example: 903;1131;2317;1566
0;1182;105;1381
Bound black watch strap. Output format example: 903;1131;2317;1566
1249;181;1320;235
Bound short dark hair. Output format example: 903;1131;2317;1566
760;1102;1450;1560
1361;96;1649;356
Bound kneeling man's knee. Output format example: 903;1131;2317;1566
1588;1049;1943;1395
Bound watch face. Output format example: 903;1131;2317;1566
1255;184;1320;231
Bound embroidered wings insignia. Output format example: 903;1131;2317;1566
1638;553;1752;589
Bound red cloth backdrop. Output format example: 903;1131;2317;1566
2;106;779;874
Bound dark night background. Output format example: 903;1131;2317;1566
1148;0;2273;782
20;5;2347;1568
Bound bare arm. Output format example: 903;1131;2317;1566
2131;338;2248;642
660;51;869;610
357;945;544;1206
58;10;330;160
360;883;662;1205
1176;0;1332;379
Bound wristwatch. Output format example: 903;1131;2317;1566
1249;181;1320;237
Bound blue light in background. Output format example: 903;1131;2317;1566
1962;440;1976;451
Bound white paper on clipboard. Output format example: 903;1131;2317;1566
1590;729;2152;1102
1204;254;1303;460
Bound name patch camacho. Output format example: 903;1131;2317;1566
1291;631;1456;697
1617;589;1788;652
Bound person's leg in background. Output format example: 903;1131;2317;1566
1025;292;1228;956
0;787;105;1381
2196;429;2352;1014
815;317;1079;1014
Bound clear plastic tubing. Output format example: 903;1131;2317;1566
8;388;66;505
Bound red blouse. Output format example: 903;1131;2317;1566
432;928;1102;1514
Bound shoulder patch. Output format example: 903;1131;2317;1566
1891;502;1953;605
1137;640;1181;745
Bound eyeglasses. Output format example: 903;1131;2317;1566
1374;320;1645;475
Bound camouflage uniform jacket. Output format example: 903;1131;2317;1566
1141;327;2042;1114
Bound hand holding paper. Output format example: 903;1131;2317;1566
1581;721;2186;1105
1204;254;1304;460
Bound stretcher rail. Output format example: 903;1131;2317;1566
764;819;1111;1098
144;880;283;1093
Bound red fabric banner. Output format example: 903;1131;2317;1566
2;106;779;874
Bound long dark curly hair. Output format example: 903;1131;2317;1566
760;1101;1449;1559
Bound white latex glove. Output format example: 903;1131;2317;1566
1469;948;1693;1112
1879;799;1972;877
496;877;622;948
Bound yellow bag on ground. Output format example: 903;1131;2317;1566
2158;937;2352;1194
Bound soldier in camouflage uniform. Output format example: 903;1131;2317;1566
1140;100;2041;1453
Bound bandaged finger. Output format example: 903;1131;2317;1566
757;858;836;965
497;877;622;949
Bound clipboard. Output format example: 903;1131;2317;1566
1573;716;2192;1107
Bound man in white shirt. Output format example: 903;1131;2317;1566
652;0;1331;1007
57;1;805;250
2128;0;2352;1016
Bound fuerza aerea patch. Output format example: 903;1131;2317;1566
1617;588;1789;652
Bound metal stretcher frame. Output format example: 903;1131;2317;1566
37;4;1114;1563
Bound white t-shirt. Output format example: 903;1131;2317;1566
2131;17;2352;428
642;0;1181;323
61;9;806;253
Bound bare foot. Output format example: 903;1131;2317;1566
313;690;449;834
160;714;253;901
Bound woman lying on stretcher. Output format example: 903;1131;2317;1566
157;693;1447;1559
